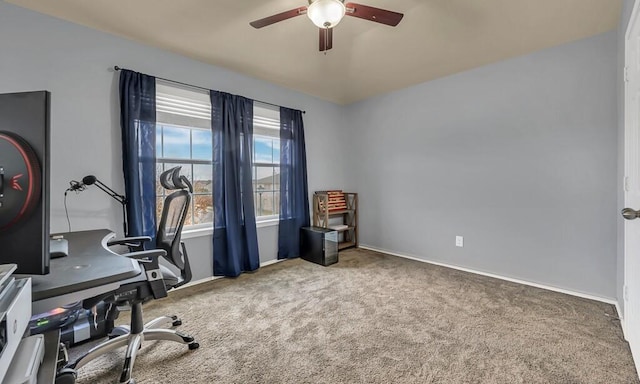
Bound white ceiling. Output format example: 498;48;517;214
7;0;622;105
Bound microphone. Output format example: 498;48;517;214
82;175;97;186
67;175;96;192
67;180;86;192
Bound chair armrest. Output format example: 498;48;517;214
123;249;169;299
107;236;152;251
124;249;167;262
107;236;152;246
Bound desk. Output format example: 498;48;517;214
25;229;142;314
17;229;142;384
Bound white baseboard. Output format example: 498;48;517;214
260;258;286;268
616;302;626;336
359;244;619;307
175;258;286;291
175;275;223;290
178;247;621;318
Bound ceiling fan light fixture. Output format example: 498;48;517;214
307;0;346;29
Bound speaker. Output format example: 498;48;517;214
0;91;50;274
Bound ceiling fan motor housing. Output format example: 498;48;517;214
307;0;347;28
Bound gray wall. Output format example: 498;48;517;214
345;32;619;300
0;2;350;281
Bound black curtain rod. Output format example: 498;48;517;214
113;66;306;114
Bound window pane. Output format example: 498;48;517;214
255;166;275;188
273;167;280;190
273;139;280;164
255;190;274;217
156;163;165;195
192;130;212;161
193;164;213;193
254;193;262;217
261;192;275;216
193;194;213;225
162;126;190;159
184;209;193;226
156;125;163;157
253;164;280;218
156;197;164;222
254;136;273;163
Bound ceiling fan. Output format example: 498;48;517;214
250;0;404;52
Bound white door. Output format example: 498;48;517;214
625;0;640;372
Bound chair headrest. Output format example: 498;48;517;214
160;166;193;193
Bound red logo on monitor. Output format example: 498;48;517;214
11;174;23;191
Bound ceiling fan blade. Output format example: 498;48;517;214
344;2;404;26
250;6;308;29
319;28;333;52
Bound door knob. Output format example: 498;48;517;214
622;208;640;220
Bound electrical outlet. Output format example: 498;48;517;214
455;236;463;247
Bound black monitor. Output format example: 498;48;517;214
0;91;50;275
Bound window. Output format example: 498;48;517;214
253;104;281;220
155;83;280;228
156;81;213;228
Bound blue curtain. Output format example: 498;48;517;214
211;91;260;277
278;107;309;259
119;70;157;241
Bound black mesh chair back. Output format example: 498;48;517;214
156;166;193;286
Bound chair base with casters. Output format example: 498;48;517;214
67;254;198;382
108;314;183;338
69;297;199;383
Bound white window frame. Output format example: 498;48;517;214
252;103;281;223
156;80;213;232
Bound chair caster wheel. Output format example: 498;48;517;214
109;326;129;339
188;342;200;350
172;319;182;327
55;368;77;384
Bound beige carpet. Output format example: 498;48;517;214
72;248;638;383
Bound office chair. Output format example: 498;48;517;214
69;166;199;384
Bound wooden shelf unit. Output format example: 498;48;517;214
313;191;358;250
